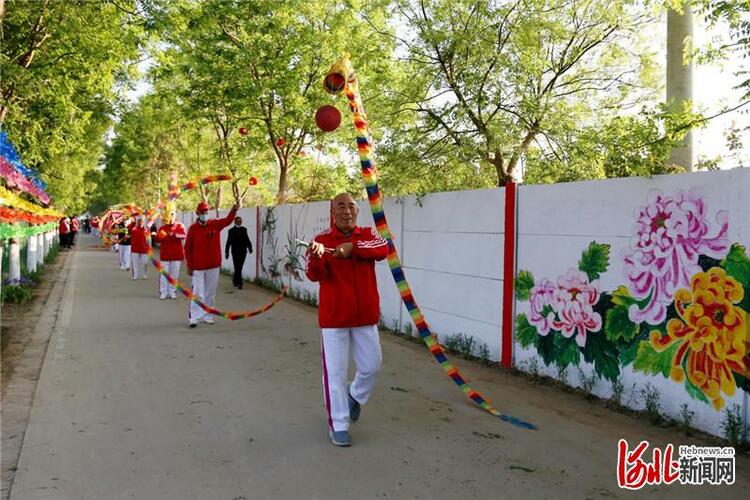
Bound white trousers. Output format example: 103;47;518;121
189;267;219;323
321;325;382;432
119;245;131;270
160;260;181;298
131;252;148;280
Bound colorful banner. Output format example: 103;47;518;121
0;131;50;205
0;222;56;240
0;186;62;218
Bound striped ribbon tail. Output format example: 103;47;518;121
342;77;536;430
145;244;286;320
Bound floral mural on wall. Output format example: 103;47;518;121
516;188;750;410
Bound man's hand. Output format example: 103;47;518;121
187;267;193;276
310;241;326;258
334;242;353;259
231;203;240;212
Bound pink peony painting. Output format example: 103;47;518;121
622;189;729;325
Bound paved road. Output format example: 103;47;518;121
6;235;749;499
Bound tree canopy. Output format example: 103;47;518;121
1;0;746;213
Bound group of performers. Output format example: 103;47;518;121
101;192;388;447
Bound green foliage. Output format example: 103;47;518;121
1;282;34;304
722;243;750;285
581;331;620;382
515;314;537;348
605;305;639;343
632;340;678;378
721;404;749;448
147;0;396;203
553;334;581;368
693;0;750;99
1;0;153;212
444;333;477;358
640;382;662;423
515;270;535;300
684;376;710;405
390;0;663;186
578;241;611;281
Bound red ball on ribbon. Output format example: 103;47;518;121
324;72;346;94
276;137;286;147
315;105;341;132
248;177;258;186
239;127;248;136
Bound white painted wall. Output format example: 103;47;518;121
177;168;749;439
515;168;750;438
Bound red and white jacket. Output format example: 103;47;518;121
130;225;151;254
155;223;186;261
305;225;389;328
184;209;237;271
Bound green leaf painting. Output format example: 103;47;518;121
578;242;611;281
515;270;535;300
633;341;679;378
605;305;639;343
515;314;537;348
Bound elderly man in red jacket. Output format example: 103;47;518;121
306;192;389;447
129;215;151;280
155;209;186;299
184;201;238;327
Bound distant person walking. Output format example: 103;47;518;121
224;216;253;289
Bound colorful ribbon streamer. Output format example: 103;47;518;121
102;172;287;320
329;56;536;430
168;174;233;202
145;243;287;319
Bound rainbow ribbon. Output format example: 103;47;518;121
143;172;287;320
169;174;233;202
145;243;286;319
333;57;536;430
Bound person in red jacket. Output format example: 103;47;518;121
70;216;80;247
155;210;186;299
58;217;70;249
129;215;151;280
184;201;238;327
306;192;389;447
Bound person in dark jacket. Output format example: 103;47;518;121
306;192;389;447
224;216;253;289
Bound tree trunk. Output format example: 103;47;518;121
490;155;513;187
277;161;288;205
666;5;694;170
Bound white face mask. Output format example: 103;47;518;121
197;214;207;223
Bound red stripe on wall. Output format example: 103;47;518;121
501;182;517;368
255;206;260;280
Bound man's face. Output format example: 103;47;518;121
235;217;242;227
332;193;358;233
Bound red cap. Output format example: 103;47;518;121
196;201;210;213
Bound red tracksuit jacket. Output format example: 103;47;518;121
155;223;186;261
184;209;236;271
130;226;150;253
305;225;389;328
